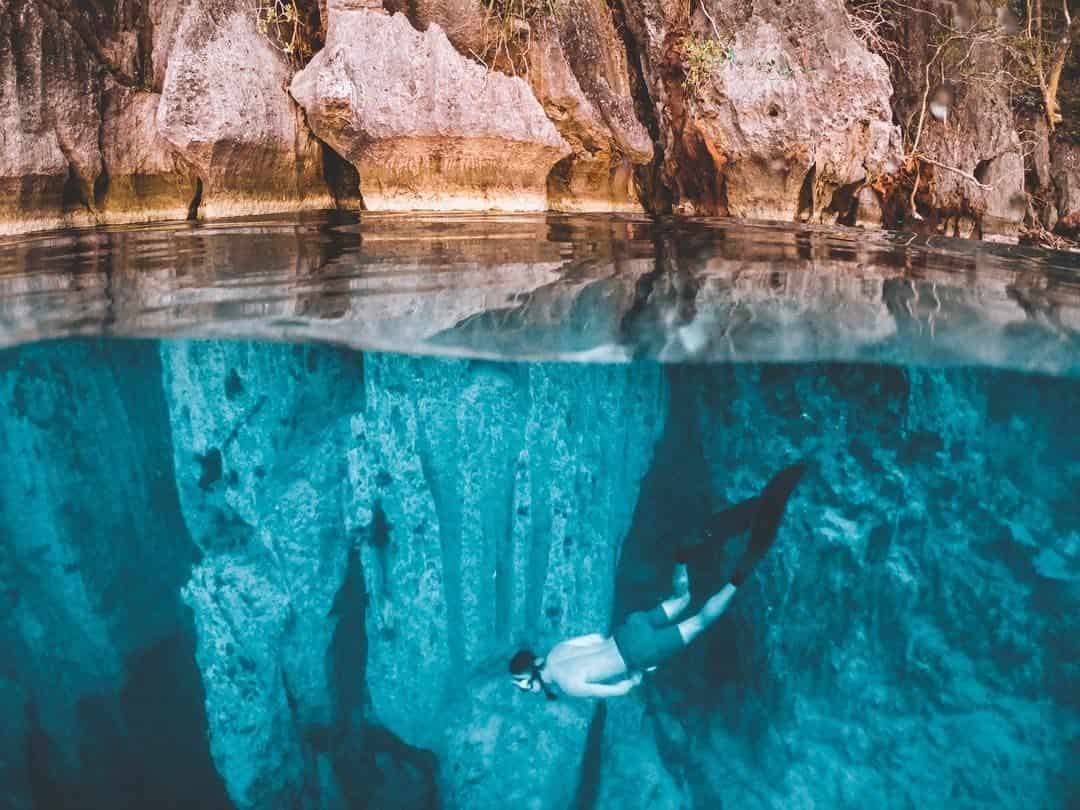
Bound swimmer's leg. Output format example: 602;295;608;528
677;584;737;644
731;462;807;586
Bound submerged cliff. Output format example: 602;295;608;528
1;0;1078;242
0;337;1077;808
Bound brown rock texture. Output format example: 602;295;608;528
1051;139;1080;235
290;8;571;211
399;0;653;211
100;86;199;224
157;0;336;218
529;4;655;212
620;0;900;222
890;5;1026;240
0;0;106;233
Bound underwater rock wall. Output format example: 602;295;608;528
159;341;666;808
611;364;1080;808
0;340;228;809
1;339;1078;808
346;355;666;807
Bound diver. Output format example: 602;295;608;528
509;463;806;700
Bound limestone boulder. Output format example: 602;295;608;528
0;0;104;234
100;86;200;224
290;9;571;211
157;0;335;218
399;0;653;211
620;0;899;222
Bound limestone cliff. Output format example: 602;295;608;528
0;0;1078;241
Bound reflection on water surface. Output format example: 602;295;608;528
1;212;1078;372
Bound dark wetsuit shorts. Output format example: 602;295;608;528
613;606;686;672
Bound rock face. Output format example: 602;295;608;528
890;7;1026;240
0;0;349;235
291;8;571;211
0;0;106;233
345;355;667;804
619;0;900;222
1051;139;1080;235
157;0;337;218
161;340;363;808
0;340;229;809
527;4;656;212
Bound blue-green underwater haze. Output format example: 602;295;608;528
0;337;1077;809
1;213;1078;808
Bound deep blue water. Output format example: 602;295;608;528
0;215;1078;809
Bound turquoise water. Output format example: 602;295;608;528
0;215;1078;809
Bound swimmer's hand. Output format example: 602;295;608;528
631;671;644;686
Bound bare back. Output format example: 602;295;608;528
542;634;629;697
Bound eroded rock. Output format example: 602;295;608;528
100;86;199;224
1051;139;1080;236
290;9;571;211
157;1;335;218
620;0;900;222
0;0;104;234
162;341;363;808
345;354;667;798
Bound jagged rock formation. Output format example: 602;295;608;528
1;0;1078;239
619;0;900;222
291;8;570;210
1052;139;1080;235
156;0;336;217
889;7;1026;240
0;0;351;236
527;2;655;212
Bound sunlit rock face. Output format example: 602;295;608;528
345;355;667;803
157;0;338;219
291;9;571;212
618;0;900;222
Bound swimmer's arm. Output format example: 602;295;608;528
569;672;643;699
562;633;606;647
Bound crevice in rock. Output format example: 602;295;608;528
186;179;203;220
415;417;465;669
608;0;672;214
571;702;606;810
319;140;363;210
327;547;442;809
828;180;861;226
797;163;816;222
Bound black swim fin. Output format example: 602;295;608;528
730;462;808;587
677;496;756;601
676;496;760;563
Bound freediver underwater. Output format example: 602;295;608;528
509;463;808;700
